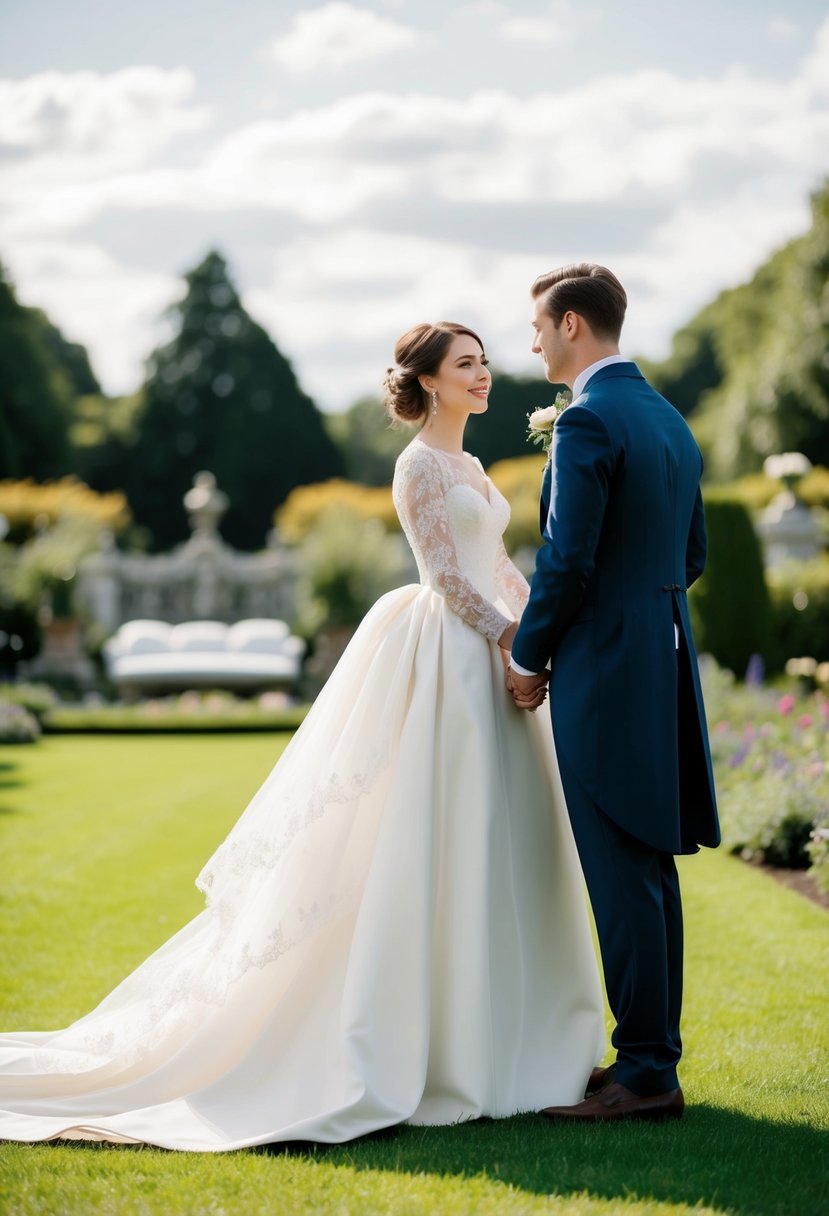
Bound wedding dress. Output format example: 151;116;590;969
0;438;604;1152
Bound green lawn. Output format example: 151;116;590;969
0;736;827;1216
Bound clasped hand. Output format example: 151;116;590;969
505;665;549;712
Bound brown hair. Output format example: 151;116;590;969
383;321;485;423
531;264;627;342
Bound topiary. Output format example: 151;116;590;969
766;556;829;670
689;493;771;677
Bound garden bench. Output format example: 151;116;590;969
102;619;305;696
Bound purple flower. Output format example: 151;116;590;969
745;653;765;686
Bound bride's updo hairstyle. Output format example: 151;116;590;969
383;321;485;424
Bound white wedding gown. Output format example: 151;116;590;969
0;438;604;1152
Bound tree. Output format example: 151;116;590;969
689;495;771;676
638;318;724;419
40;320;101;397
641;178;829;479
127;251;343;551
0;263;73;479
325;397;408;487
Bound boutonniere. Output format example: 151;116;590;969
526;391;571;456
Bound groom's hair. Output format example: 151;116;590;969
532;264;627;342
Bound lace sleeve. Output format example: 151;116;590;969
394;444;512;643
495;539;530;618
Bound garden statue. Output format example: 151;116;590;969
757;452;821;566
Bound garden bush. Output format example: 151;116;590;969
294;505;409;634
276;479;398;542
0;699;41;743
714;464;829;511
0;477;129;545
690;495;771;676
0;681;58;723
766;556;829;669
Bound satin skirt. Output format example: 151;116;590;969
0;585;604;1151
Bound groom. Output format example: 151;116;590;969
508;264;720;1122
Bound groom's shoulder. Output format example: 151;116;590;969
580;361;646;397
580;364;677;415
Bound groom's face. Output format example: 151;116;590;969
531;295;566;385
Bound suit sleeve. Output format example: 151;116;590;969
685;486;707;588
511;404;616;674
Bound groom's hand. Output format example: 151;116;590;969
506;666;549;711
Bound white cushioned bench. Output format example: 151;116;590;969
103;619;305;695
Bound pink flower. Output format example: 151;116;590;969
819;699;829;720
798;713;814;729
778;694;796;716
714;720;731;734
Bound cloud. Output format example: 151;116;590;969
0;66;207;163
0;17;827;404
0;66;210;234
245;226;545;408
264;3;422;73
497;0;575;45
767;16;799;42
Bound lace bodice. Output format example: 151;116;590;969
393;438;529;642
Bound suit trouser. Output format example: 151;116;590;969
557;756;683;1096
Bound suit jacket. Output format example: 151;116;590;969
512;362;719;854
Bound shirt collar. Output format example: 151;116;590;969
572;355;631;401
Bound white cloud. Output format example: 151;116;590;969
264;3;422;73
244;177;816;412
498;1;575;45
246;226;544;408
0;66;210;234
800;11;829;95
1;16;827;405
611;189;813;359
186;52;829;225
767;16;799;42
0;66;207;162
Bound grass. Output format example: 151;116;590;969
0;735;827;1216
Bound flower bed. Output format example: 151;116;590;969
701;659;829;893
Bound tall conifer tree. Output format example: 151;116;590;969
128;252;343;551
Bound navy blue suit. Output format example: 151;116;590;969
512;362;719;1096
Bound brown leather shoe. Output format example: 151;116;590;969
542;1082;684;1123
584;1064;616;1098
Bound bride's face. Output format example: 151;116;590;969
426;335;491;416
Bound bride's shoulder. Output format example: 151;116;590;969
394;437;435;476
393;438;443;499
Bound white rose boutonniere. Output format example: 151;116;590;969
526;391;571;456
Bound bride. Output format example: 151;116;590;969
0;322;605;1152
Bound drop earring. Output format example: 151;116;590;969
431;391;438;416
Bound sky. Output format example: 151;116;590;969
1;0;828;412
